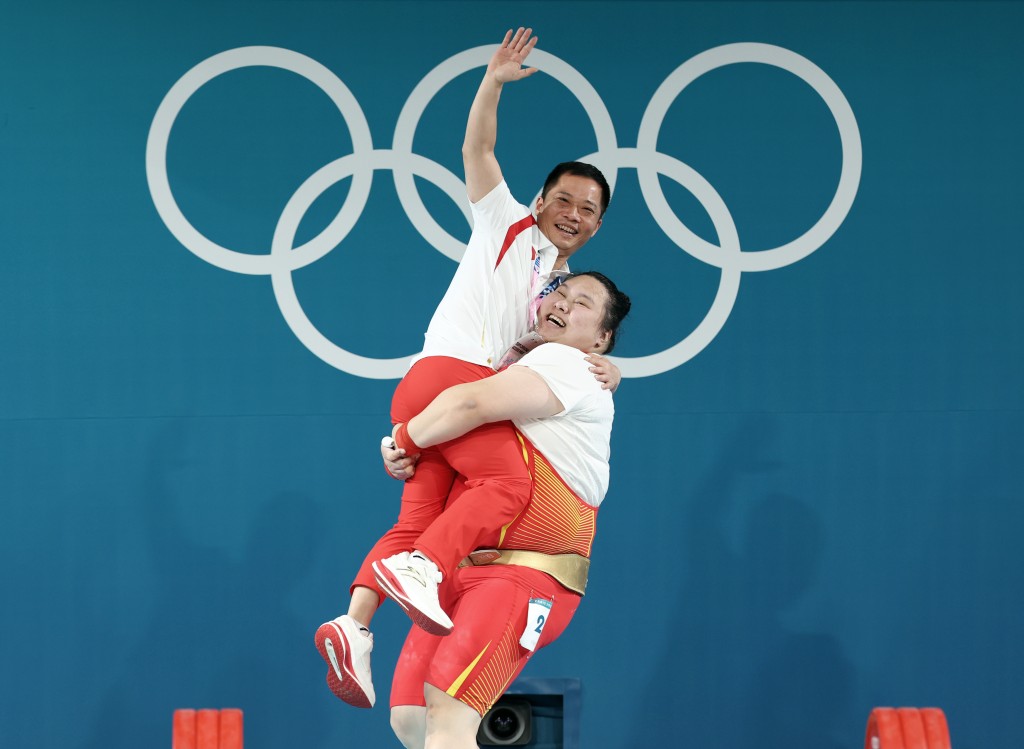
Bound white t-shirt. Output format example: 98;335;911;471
512;343;614;507
417;181;563;368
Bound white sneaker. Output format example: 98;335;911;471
314;614;375;707
372;552;454;636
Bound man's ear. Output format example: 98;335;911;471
535;195;545;213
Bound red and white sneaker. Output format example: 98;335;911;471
372;551;454;636
314;615;375;708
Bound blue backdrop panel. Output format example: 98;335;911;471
1;2;1022;748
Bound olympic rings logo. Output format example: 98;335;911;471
146;43;861;379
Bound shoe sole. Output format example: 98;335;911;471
372;561;454;636
314;621;373;708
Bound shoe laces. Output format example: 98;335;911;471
406;555;442;584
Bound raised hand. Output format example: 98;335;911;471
488;27;539;85
464;26;540;201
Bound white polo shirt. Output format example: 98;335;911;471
511;343;614;508
418;180;564;368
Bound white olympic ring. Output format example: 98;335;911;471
146;41;861;378
146;46;375;275
271;150;469;378
635;43;862;273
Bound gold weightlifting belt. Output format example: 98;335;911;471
459;549;590;595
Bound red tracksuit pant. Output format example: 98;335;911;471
350;356;533;599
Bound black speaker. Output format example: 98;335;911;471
478;697;533;746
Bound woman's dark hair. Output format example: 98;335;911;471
541;161;611;217
566;271;631;354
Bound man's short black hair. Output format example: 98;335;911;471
541;161;611;217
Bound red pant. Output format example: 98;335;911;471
350;357;533;598
389;564;581;715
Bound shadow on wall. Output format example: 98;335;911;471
82;423;331;749
634;415;854;749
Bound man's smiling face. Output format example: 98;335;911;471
535;174;604;261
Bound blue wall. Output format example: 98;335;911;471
2;2;1021;748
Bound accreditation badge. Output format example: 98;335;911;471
519;597;553;652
